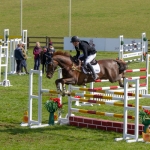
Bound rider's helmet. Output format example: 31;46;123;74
70;36;80;43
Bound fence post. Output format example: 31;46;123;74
27;37;29;48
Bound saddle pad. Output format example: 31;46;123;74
83;63;100;74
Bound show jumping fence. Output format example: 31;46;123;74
21;69;63;128
67;55;150;143
74;54;150;106
20;38;150;142
119;33;146;63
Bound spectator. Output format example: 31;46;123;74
47;42;55;55
14;43;24;75
40;46;47;74
20;42;29;74
33;42;42;70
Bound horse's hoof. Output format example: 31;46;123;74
120;84;124;88
62;92;65;97
57;89;62;94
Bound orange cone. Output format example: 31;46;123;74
54;112;58;121
23;111;28;123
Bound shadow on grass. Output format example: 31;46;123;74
0;122;119;140
0;123;81;135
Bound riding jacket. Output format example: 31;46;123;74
75;40;97;61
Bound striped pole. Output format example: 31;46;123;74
71;92;124;101
124;68;146;73
95;76;146;83
124;58;142;63
70;97;150;110
70;85;150;98
71;83;146;92
71;108;135;120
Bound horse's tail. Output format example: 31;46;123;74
115;60;128;74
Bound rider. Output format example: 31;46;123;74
70;36;98;80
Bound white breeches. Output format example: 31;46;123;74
78;53;96;64
85;53;96;65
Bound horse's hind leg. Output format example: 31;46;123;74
118;79;124;87
109;74;124;87
118;74;125;87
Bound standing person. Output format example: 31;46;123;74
45;42;55;65
70;36;98;80
33;42;42;70
40;46;47;74
20;42;29;74
14;43;24;75
47;42;55;54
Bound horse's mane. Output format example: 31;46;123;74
53;51;71;57
53;50;79;65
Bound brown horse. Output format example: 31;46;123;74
46;51;127;96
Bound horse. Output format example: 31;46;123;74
46;51;128;96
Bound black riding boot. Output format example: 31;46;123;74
87;63;98;80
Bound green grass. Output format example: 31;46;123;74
0;0;150;38
1;0;150;149
0;51;150;150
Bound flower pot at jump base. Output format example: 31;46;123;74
142;118;150;133
48;112;54;125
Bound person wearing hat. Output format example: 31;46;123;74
47;42;55;54
70;36;98;80
40;46;47;74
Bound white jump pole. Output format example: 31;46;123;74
9;38;22;74
22;30;27;51
4;29;9;46
0;45;10;86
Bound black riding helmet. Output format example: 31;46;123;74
70;36;80;43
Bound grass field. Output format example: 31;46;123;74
0;0;150;37
1;1;150;150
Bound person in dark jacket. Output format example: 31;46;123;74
70;36;98;80
45;42;55;65
40;46;47;74
33;42;42;70
14;43;24;75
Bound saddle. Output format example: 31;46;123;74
90;59;97;65
82;59;99;74
71;56;100;73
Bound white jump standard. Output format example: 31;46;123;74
0;45;10;86
119;33;147;63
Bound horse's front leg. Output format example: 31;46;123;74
55;78;76;96
55;78;64;94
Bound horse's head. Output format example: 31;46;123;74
45;51;75;79
45;54;58;79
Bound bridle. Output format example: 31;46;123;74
45;55;56;75
45;54;82;76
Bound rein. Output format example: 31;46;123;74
46;57;81;75
71;63;81;72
